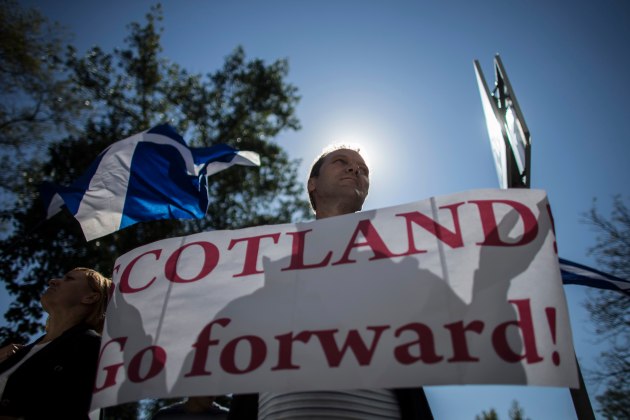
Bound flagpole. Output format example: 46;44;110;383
474;55;597;420
570;357;595;420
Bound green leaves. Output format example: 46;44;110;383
0;0;81;212
0;3;309;342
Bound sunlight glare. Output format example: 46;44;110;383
324;125;384;177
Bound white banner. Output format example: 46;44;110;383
92;189;578;409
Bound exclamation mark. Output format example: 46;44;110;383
545;307;560;366
546;204;558;254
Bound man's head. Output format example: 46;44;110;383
307;145;370;218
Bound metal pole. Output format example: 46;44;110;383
499;86;597;420
570;356;596;420
480;54;598;420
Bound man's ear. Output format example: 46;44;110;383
307;177;316;194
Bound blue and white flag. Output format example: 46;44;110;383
41;124;260;241
560;258;630;296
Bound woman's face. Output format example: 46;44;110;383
41;268;95;312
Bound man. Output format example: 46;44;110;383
229;146;433;419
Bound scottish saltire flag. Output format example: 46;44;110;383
560;258;630;296
41;124;260;241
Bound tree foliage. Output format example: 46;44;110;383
1;5;309;417
0;4;309;344
0;0;86;229
475;400;529;420
475;408;499;420
582;196;630;419
507;399;529;420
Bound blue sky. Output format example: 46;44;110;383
12;0;630;418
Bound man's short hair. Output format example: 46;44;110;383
307;144;365;212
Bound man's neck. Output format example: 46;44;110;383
315;202;359;219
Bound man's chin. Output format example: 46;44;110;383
352;190;367;209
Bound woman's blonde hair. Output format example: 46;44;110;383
76;267;113;334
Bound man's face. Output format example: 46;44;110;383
41;268;95;311
308;149;370;213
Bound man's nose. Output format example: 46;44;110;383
346;164;364;175
49;278;60;285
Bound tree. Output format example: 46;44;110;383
0;4;309;417
582;195;630;420
0;3;309;342
475;400;529;420
0;0;84;225
475;408;499;420
507;399;529;420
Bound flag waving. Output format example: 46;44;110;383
559;258;630;296
41;124;260;241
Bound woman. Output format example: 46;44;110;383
0;267;112;419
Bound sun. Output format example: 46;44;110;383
324;125;383;177
303;111;405;210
